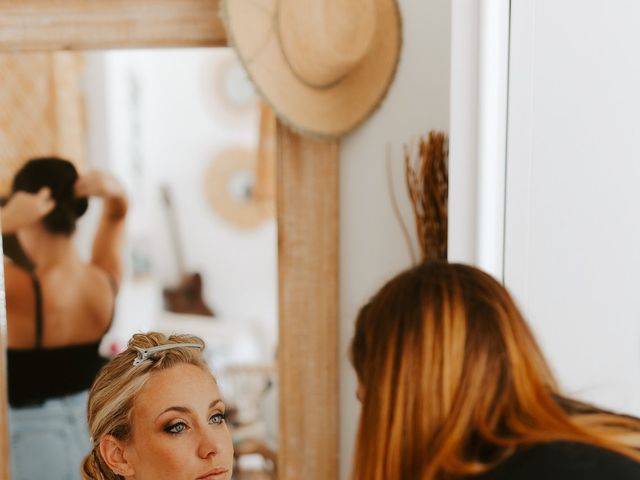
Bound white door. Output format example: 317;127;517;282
504;0;640;415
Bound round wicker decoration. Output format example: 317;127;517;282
204;147;274;230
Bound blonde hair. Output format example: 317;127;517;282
350;261;640;480
81;332;209;480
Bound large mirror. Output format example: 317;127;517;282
0;5;339;480
1;47;279;479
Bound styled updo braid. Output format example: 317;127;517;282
81;447;122;480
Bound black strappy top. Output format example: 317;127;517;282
7;270;113;408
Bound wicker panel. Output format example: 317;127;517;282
51;53;86;168
0;52;85;196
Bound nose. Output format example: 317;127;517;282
197;426;225;459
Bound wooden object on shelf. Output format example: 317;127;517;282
160;185;215;316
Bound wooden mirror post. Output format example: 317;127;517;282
0;2;339;479
277;126;339;479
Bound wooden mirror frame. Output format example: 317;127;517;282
0;2;339;479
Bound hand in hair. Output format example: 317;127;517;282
75;170;128;289
1;187;55;233
75;170;127;219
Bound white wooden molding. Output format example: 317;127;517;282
449;0;510;280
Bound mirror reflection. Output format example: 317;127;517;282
1;48;278;480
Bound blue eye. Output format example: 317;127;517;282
165;422;187;434
210;413;226;425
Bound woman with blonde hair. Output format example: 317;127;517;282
82;332;233;480
350;261;640;479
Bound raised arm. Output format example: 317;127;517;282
0;188;55;235
75;171;128;289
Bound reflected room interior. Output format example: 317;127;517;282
1;48;278;479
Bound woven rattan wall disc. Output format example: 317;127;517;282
204;147;274;230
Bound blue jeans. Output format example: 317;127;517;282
9;391;91;480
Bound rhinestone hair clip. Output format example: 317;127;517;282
132;343;203;366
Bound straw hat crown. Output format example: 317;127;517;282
223;0;402;139
278;0;377;88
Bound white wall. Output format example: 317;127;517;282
451;0;640;418
504;0;640;415
339;0;451;477
448;0;480;265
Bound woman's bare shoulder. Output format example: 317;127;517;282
81;264;117;321
3;259;34;302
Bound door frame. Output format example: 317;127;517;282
448;0;510;279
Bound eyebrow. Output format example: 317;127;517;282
155;399;223;421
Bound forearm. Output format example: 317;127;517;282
0;207;20;234
0;204;34;234
75;170;128;220
0;188;55;234
90;198;127;286
103;192;128;220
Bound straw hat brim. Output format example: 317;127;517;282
221;0;402;140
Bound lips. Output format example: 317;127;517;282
196;467;229;480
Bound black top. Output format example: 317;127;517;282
7;269;113;408
475;441;640;479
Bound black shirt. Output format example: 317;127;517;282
475;441;640;479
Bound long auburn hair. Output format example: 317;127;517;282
350;261;640;480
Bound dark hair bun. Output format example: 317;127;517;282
11;157;88;235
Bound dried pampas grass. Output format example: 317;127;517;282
404;131;449;261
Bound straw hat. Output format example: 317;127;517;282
221;0;402;139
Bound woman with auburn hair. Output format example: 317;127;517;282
350;261;640;480
82;332;233;480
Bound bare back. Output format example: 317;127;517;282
6;258;115;349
